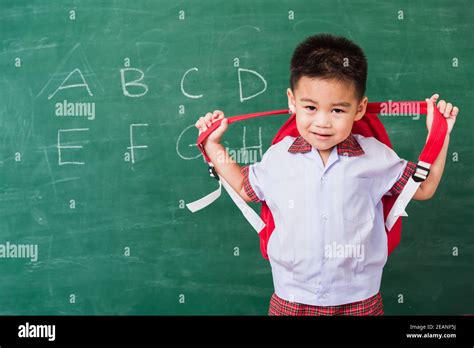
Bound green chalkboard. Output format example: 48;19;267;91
0;0;472;315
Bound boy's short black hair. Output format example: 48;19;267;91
290;33;368;101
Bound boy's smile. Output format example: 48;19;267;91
287;76;368;163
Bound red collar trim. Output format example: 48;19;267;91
288;133;365;157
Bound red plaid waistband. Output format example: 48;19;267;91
268;292;384;316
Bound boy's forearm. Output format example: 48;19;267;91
204;142;245;194
419;133;450;198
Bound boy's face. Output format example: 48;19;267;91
287;76;368;152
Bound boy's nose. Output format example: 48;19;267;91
312;112;332;128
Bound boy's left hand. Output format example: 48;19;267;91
425;94;459;135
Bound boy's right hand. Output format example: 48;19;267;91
195;110;229;146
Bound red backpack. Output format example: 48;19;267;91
188;101;447;260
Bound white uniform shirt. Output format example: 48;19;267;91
242;133;416;306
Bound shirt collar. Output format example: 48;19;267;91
287;133;365;157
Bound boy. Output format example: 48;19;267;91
195;34;459;315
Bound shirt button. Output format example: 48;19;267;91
321;175;327;182
321;213;328;222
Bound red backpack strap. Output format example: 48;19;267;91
197;109;289;163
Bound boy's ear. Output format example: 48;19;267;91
287;88;296;113
354;96;368;121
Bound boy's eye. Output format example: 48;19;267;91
333;109;345;113
305;106;316;111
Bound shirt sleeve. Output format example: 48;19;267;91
375;143;417;197
387;161;417;196
240;146;275;202
241;165;264;202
